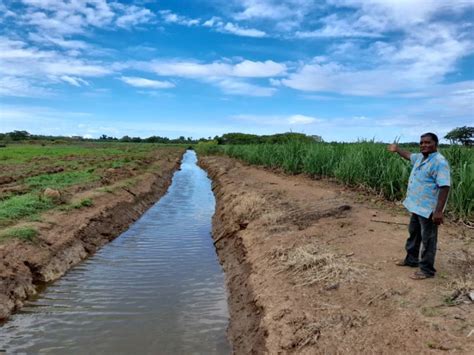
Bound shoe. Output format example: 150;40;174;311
395;260;418;267
409;271;434;280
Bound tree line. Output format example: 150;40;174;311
0;127;472;146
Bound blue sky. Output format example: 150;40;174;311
0;0;473;142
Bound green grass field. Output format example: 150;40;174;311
0;143;184;232
204;141;473;222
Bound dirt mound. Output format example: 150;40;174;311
200;155;473;354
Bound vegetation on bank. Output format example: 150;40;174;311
198;140;473;222
0;143;184;238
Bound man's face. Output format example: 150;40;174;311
419;136;437;155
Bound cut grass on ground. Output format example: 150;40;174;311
271;244;364;286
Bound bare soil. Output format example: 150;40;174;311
200;155;474;354
0;151;183;321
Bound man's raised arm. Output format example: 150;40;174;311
387;144;411;161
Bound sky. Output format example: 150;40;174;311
0;0;473;142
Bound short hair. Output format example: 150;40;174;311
421;132;439;145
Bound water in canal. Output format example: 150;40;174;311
0;150;230;354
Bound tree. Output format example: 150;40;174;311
445;126;473;146
8;130;30;141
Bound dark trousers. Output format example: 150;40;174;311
404;213;438;276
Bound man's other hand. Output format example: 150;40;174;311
432;211;444;225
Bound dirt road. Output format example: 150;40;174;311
201;155;473;354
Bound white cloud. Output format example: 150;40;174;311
203;16;220;27
0;36;112;96
327;0;473;30
233;0;314;22
60;75;90;87
295;14;383;39
232;60;286;77
116;5;154;29
288;114;318;124
119;76;175;89
28;33;90;50
159;10;200;26
148;61;230;78
144;59;286;78
160;10;267;38
220;22;266;37
131;59;285;96
283;20;473;96
214;78;276;96
18;0;154;35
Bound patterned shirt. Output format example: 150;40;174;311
403;152;451;218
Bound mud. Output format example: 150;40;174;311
0;151;183;321
200;155;473;354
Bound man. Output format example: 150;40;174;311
388;133;451;280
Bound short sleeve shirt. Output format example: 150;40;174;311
403;152;451;218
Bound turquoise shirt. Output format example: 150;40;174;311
403;152;451;218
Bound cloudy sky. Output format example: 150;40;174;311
1;0;473;141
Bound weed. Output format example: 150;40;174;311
73;198;94;209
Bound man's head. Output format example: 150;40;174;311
420;132;438;156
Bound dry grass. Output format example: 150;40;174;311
271;244;364;286
231;192;267;222
260;210;285;226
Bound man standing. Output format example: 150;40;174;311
388;133;451;280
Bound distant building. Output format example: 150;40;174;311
311;135;323;142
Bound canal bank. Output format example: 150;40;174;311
200;155;473;354
0;150;183;321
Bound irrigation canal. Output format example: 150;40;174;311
0;150;230;354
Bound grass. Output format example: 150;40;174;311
26;171;99;190
218;141;473;222
73;198;94;209
0;226;38;242
0;194;54;226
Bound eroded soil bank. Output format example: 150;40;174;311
0;150;183;321
200;155;473;354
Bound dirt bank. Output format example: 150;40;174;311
200;155;473;354
0;151;183;321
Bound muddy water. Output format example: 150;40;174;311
0;150;230;354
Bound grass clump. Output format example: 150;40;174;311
26;171;99;190
0;194;54;226
0;226;38;242
72;198;94;209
